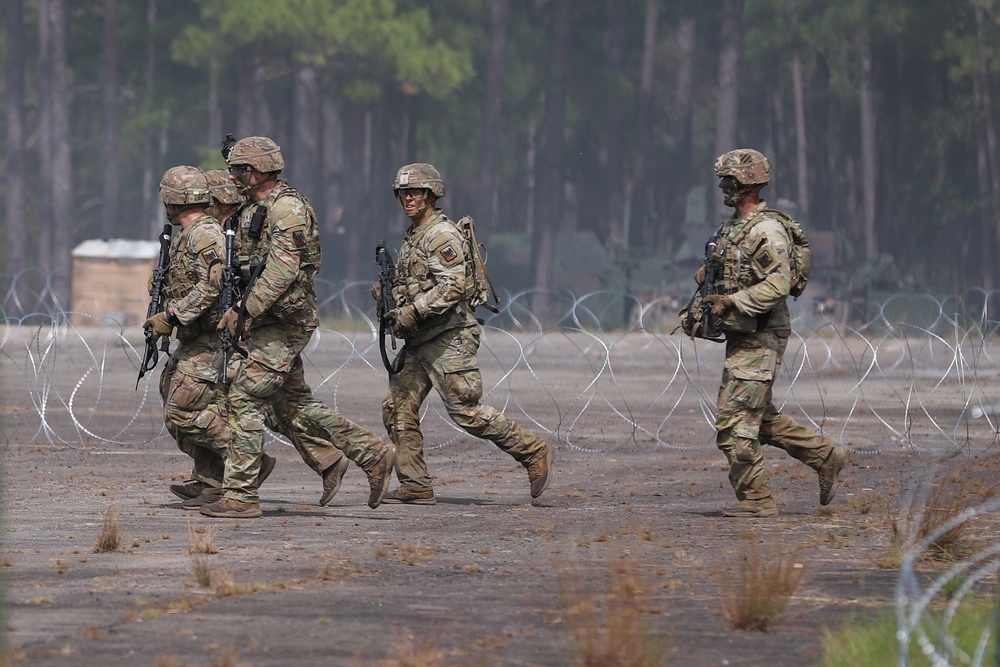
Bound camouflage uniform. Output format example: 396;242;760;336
383;205;551;497
151;168;231;491
223;175;390;506
710;151;844;513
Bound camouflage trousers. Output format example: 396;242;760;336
382;325;547;492
224;321;385;504
715;329;837;502
160;332;230;487
160;332;351;491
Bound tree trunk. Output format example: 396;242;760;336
473;0;509;235
529;0;570;323
791;52;809;215
662;16;696;250
5;0;27;283
320;93;344;240
237;56;273;138
973;2;1000;288
599;0;628;250
140;0;159;236
713;0;743;223
631;0;658;249
291;65;321;202
208;53;220;149
858;32;878;264
341;102;371;282
38;0;54;281
46;0;73;310
101;0;119;240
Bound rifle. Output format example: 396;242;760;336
221;133;237;162
696;235;726;341
217;213;248;384
136;223;173;389
679;226;726;342
374;242;403;375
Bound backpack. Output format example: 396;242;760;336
457;216;501;313
737;208;811;299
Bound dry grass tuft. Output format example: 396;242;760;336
556;546;669;667
367;634;447;667
718;536;805;631
192;556;212;588
93;503;123;553
890;457;1000;563
188;523;218;555
213;569;260;598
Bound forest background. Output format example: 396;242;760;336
3;0;1000;322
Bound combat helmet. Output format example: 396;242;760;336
204;169;241;205
226;136;285;173
159;166;211;205
393;163;445;199
714;149;771;186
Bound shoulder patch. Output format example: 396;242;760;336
292;230;306;247
437;242;461;268
201;248;220;267
752;245;781;274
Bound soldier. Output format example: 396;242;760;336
698;148;847;518
376;163;553;505
171;169;354;512
200;136;394;519
144;166;275;503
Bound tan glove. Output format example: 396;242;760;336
694;263;706;286
217;307;240;337
143;311;175;337
208;262;224;291
387;304;417;338
703;294;733;316
371;280;382;302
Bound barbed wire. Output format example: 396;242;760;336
3;278;1000;456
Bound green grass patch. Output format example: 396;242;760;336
819;597;997;666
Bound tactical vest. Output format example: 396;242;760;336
715;207;808;333
236;183;321;323
162;215;222;337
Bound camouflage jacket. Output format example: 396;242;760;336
162;214;224;336
236;180;320;329
720;201;791;330
391;209;478;346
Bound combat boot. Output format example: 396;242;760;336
382;487;436;505
199;497;262;519
721;498;779;518
818;446;847;506
181;486;223;511
258;453;277;487
362;445;395;509
169;479;215;501
526;444;554;499
319;456;351;506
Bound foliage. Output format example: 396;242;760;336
818;599;998;667
5;0;1000;292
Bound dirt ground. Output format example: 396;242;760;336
1;327;989;667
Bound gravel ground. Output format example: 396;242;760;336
3;326;994;666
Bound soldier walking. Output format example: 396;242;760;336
144;166;276;503
376;163;553;505
696;149;847;517
200;137;394;519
